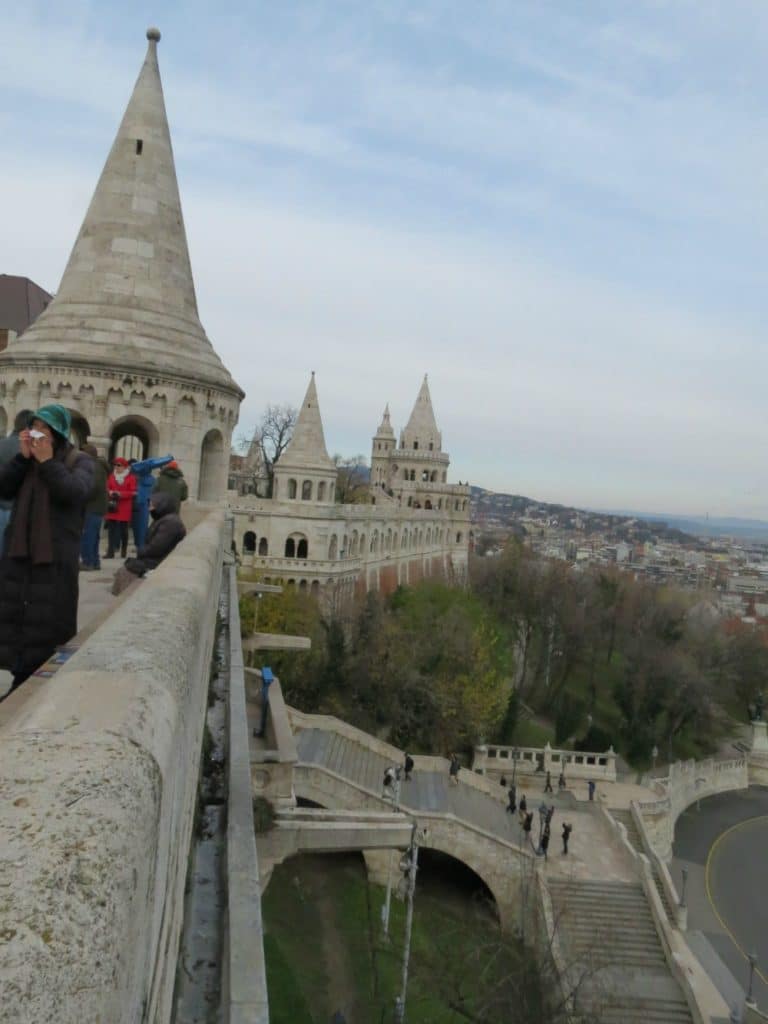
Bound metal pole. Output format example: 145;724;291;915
747;951;757;1004
395;831;419;1022
382;773;402;938
519;821;526;942
680;867;688;908
512;747;519;787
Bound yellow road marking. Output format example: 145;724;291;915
704;815;768;986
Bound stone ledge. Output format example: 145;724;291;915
0;508;227;1022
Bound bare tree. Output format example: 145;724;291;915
332;453;370;504
242;404;298;498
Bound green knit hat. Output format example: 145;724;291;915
32;404;71;440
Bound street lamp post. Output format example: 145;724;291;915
511;746;519;787
680;867;688;909
394;828;421;1023
747;951;758;1006
381;770;402;938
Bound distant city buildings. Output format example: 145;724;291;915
472;489;768;623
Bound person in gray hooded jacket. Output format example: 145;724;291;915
123;491;186;577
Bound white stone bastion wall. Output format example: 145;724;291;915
636;756;748;861
0;508;226;1023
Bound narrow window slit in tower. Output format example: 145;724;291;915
136;139;143;155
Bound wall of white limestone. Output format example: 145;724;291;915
0;509;226;1022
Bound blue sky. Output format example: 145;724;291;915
2;1;768;515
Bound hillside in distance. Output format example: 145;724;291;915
470;486;701;546
603;510;768;541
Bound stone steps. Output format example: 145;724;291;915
611;808;643;852
549;880;693;1023
599;1001;694;1024
609;809;675;920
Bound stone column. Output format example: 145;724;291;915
750;719;768;754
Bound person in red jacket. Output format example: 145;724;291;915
105;456;137;559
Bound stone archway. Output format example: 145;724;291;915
109;414;159;463
199;428;224;501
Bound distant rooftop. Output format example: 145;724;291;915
0;274;53;334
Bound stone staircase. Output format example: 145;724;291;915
295;726;527;843
297;723;695;1024
548;879;693;1023
610;808;675;920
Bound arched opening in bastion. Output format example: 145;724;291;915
109;414;158;463
199;428;225;501
417;849;499;922
243;531;256;554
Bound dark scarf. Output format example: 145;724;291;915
8;457;55;565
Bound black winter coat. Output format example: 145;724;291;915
0;448;92;676
132;493;186;571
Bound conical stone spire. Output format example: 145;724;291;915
278;373;335;472
375;403;395;438
3;28;242;398
402;375;441;450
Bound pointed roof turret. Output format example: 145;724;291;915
402;375;441;450
2;28;242;398
277;373;336;472
375;403;395;438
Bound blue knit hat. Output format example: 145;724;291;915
32;404;71;440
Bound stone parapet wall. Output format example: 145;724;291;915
289;708;511;805
0;509;227;1022
636;756;748;861
473;742;617;782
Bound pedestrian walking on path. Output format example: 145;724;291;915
506;785;517;814
383;765;396;798
544;770;553;793
500;775;506;788
562;823;572;855
558;770;566;791
588;779;596;802
523;811;534;845
448;753;460;785
404;752;414;781
518;794;527;823
541;828;550;861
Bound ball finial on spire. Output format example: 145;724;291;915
146;27;161;42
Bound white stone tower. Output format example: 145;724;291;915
370;404;396;493
0;28;243;500
273;373;338;503
389;376;449;504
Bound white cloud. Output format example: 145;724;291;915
2;2;768;517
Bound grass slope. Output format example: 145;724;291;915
263;851;513;1024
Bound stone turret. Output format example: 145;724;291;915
273;373;338;503
400;375;442;453
370;404;396;491
0;28;243;500
389;376;449;501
